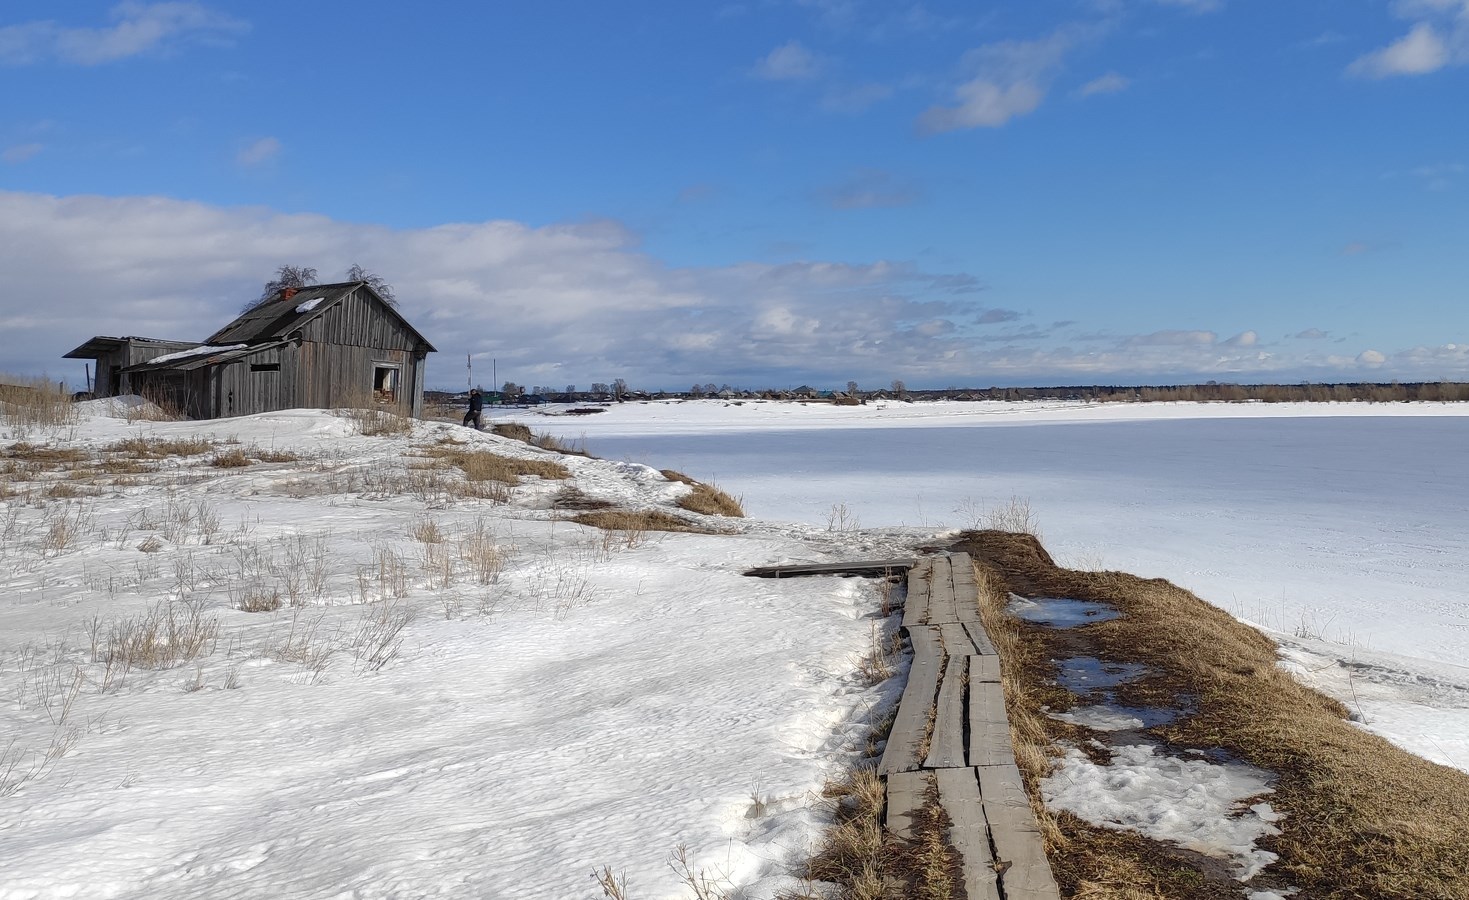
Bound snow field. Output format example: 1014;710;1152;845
1;408;913;899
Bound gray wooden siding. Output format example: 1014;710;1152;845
300;287;420;351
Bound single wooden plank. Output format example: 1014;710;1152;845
879;626;943;775
934;768;1002;900
939;622;977;657
967;679;1014;768
963;620;999;656
902;560;933;628
927;557;959;624
924;654;968;769
970;653;1001;683
950;553;983;624
977;764;1062;900
883;770;928;842
743;559;915;578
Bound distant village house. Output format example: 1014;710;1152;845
64;282;435;419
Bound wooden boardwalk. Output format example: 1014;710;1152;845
881;553;1061;900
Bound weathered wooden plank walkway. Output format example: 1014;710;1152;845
743;559;915;578
880;553;1061;900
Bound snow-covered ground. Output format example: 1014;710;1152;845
4;398;1467;899
510;398;1469;774
0;406;914;899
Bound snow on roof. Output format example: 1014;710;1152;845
295;297;326;313
146;344;248;365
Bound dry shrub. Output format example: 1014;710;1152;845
106;600;220;671
210;447;251;468
107;435;214;458
248;446;299;463
950;529;1469;900
490;422;534;443
676;482;745;517
570;509;715;535
0;376;77;430
234;588;283;613
660;469;698;485
341;405;414;436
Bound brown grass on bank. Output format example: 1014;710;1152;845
675;482;746;518
950;529;1469;900
568;509;715;535
418;445;571;484
491;422;593;457
660;469;698;485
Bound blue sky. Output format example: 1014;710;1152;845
2;1;1466;390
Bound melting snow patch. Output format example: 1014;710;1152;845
295;297;325;313
1009;595;1120;628
1042;742;1282;880
147;344;247;364
1051;706;1148;731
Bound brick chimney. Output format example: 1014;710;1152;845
281;287;298;301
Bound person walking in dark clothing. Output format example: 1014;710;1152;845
463;388;484;430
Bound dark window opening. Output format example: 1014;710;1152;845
251;363;280;372
373;366;400;403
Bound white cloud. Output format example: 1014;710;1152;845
1349;2;1469;78
2;143;44;164
7;190;1464;388
236;136;281;167
752;40;821;80
1223;330;1258;347
1357;349;1388;366
1077;71;1130;97
0;190;990;388
0;2;248;66
918;27;1093;133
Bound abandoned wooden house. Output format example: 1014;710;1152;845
63;282;436;419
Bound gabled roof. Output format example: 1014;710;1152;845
205;281;436;351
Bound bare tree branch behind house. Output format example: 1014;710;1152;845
245;265;319;312
347;263;397;307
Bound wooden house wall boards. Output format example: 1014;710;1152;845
63;282;436;420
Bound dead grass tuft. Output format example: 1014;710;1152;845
569;509;716;535
420;445;571;484
106;435;215;458
950;529;1469;899
2;443;89;464
210;448;251;468
660;469;698;485
675;482;745;517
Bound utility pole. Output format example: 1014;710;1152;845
466;354;472;392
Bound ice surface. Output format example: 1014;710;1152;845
516;399;1469;772
1009;596;1121;628
1057;656;1151;692
1042;741;1282;880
